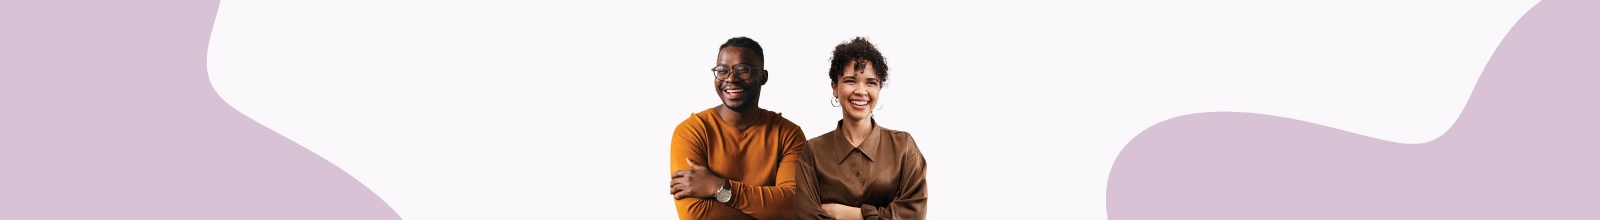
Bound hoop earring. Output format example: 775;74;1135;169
871;101;883;118
831;97;840;107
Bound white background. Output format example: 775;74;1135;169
208;1;1538;219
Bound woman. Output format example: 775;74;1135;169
794;37;927;220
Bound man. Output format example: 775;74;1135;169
669;37;806;220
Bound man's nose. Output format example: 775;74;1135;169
720;73;736;84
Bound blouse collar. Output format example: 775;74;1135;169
831;119;883;163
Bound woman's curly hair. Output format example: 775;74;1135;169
828;37;888;85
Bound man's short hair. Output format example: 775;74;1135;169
828;37;889;85
719;37;764;64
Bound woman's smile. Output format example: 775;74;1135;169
848;98;870;110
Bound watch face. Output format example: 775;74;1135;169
716;188;731;202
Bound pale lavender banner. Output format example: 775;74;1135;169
1110;0;1598;219
0;1;401;219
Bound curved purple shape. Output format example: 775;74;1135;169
1110;0;1598;219
0;1;400;219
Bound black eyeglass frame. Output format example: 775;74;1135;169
711;64;762;81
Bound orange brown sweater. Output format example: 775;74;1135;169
671;107;806;220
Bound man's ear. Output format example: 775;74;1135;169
758;69;770;85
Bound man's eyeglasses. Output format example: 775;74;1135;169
711;64;760;81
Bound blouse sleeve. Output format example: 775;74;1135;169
793;141;833;220
860;134;927;220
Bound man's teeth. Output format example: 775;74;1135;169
724;89;743;93
850;100;869;105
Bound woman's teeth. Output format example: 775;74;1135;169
724;89;743;93
850;100;869;105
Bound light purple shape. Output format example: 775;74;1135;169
1109;0;1598;219
0;1;400;219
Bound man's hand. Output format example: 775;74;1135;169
670;158;727;200
821;203;862;220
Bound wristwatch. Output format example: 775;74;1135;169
714;179;732;203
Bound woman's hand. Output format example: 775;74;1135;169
822;203;862;220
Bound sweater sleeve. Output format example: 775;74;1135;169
724;124;806;220
671;116;754;220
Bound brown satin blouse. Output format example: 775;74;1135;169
794;120;927;220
